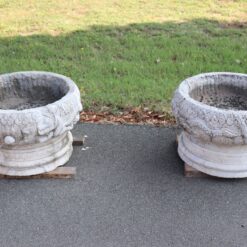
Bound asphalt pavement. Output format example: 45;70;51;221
0;123;247;247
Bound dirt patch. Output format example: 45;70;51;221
219;21;247;29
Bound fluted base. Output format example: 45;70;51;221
0;132;73;176
178;131;247;178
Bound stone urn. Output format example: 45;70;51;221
0;71;82;176
172;72;247;178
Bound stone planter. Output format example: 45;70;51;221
172;72;247;178
0;71;82;176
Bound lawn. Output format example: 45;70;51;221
0;0;246;113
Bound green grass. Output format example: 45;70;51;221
0;0;246;112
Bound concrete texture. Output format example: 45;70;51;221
172;72;247;177
0;71;82;176
0;123;247;247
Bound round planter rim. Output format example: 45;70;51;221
0;71;78;114
177;71;247;115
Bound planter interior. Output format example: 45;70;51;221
0;75;68;110
190;83;247;111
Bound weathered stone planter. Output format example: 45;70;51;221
172;72;247;178
0;71;82;176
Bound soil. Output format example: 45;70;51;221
190;84;247;111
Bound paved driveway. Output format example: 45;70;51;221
0;123;246;247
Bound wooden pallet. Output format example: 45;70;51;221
0;167;76;179
0;135;84;179
184;163;208;178
72;136;84;146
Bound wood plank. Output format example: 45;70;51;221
184;163;208;178
72;136;84;146
0;167;76;179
